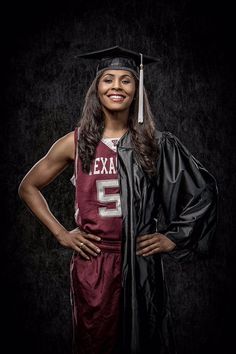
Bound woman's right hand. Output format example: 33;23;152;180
57;228;102;260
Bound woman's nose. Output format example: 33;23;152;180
112;79;121;90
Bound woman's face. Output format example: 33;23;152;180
97;70;136;113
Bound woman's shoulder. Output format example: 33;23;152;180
155;129;179;144
56;130;75;145
48;131;75;161
155;129;192;156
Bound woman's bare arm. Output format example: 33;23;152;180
18;131;75;239
18;131;101;258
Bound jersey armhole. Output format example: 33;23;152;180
71;127;79;186
74;127;79;156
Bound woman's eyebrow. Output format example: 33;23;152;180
102;73;133;79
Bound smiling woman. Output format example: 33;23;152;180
18;46;218;354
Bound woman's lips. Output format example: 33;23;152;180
108;94;126;102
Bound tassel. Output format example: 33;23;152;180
138;53;144;124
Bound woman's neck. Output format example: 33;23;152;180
102;110;129;138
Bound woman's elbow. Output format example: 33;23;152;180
18;180;25;199
18;178;31;200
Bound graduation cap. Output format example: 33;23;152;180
77;45;159;123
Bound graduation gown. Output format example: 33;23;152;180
117;130;218;354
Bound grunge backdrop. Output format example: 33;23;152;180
1;0;235;353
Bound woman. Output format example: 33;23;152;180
18;46;218;354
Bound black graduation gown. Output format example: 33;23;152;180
117;130;218;354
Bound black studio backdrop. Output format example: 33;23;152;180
1;1;235;353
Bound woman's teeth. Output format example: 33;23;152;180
109;95;125;101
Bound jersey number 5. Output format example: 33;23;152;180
96;180;122;217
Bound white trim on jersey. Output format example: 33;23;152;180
101;137;120;152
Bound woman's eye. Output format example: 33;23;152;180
102;78;131;84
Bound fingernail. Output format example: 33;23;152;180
96;248;101;253
97;237;101;241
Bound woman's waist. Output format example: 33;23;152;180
95;239;122;253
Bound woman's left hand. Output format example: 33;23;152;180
136;233;176;256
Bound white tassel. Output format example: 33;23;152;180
138;53;144;124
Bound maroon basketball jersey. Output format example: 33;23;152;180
73;128;122;241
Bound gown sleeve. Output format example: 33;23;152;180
156;131;219;260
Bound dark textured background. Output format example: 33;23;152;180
1;0;235;353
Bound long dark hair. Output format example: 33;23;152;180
77;72;159;176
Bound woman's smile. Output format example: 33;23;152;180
107;94;126;103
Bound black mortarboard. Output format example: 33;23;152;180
77;46;159;123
